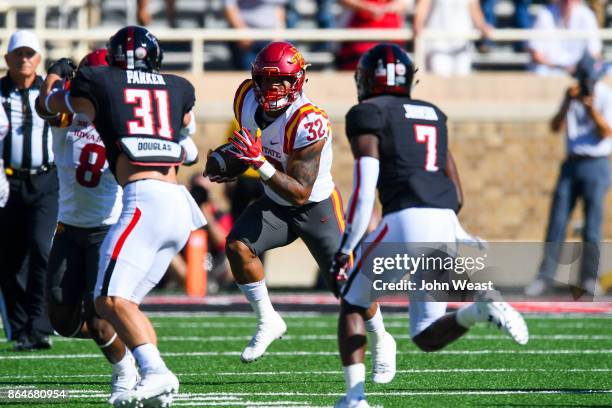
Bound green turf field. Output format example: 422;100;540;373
1;312;611;407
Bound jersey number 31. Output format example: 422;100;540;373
124;89;173;139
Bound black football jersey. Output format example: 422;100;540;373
345;95;459;215
70;66;195;173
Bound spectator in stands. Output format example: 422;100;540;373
0;31;56;350
286;0;335;51
586;0;606;28
137;0;177;27
525;53;611;297
413;0;492;76
286;0;335;30
479;0;532;52
165;174;234;293
223;0;288;71
336;0;412;70
528;0;601;75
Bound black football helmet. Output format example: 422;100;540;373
355;43;415;102
106;26;163;72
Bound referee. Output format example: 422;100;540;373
0;31;57;350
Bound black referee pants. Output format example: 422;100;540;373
0;168;58;340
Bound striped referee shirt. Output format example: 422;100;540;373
0;75;53;170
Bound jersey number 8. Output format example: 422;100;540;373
76;143;106;188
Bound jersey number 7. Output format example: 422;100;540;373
413;124;439;172
124;89;173;139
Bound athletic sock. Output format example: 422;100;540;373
112;346;134;374
456;303;482;328
343;363;366;400
132;343;168;375
238;279;276;322
365;306;385;332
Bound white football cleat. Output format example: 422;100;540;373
108;353;140;404
334;395;370;408
240;313;287;363
112;370;178;408
475;292;529;345
370;331;396;384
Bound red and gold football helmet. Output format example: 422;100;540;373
79;48;109;69
251;41;307;112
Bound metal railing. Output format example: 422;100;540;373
1;27;610;74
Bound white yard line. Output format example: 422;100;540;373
1;349;611;360
1;368;611;381
4;334;610;344
60;389;612;398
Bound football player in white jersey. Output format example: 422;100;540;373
45;49;137;404
209;42;396;383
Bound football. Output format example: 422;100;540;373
205;142;249;179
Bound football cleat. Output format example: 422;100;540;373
108;352;140;404
112;370;178;408
523;278;550;297
475;292;529;345
334;395;370;408
240;312;287;363
370;331;396;384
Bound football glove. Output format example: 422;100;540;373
47;58;76;79
328;251;351;298
228;127;266;170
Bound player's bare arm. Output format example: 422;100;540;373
38;71;96;121
266;138;325;206
350;133;379;159
445;150;464;211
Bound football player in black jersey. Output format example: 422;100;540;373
37;26;204;408
329;44;529;408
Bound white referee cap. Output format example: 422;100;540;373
8;30;41;54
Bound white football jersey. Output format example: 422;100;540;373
233;79;334;206
52;113;122;227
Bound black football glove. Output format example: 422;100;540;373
47;58;76;79
328;251;351;298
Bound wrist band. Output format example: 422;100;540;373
257;160;276;181
44;89;58;113
64;91;76;114
99;333;117;349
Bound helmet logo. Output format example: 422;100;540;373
135;47;147;60
289;47;305;68
395;63;406;76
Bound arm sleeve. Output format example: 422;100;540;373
339;156;380;254
179;136;199;166
345;102;385;141
69;67;99;113
179;112;198;165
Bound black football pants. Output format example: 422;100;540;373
0;169;57;340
